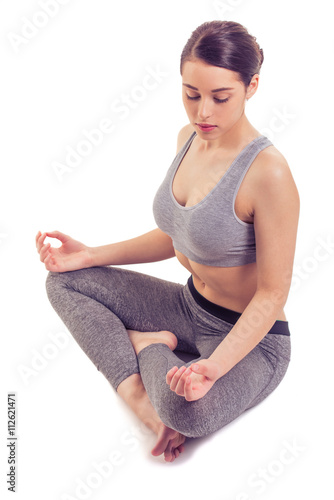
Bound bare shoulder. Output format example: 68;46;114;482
245;144;300;221
251;144;298;193
176;123;195;152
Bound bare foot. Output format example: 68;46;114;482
127;329;178;355
151;422;186;462
122;331;183;462
117;372;185;462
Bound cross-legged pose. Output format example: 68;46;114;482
36;21;299;462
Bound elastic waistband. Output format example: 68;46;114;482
187;276;290;336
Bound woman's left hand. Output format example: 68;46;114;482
166;359;222;401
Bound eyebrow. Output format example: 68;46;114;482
183;83;234;92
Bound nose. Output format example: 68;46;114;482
198;98;213;121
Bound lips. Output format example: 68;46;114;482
196;123;217;132
196;123;216;127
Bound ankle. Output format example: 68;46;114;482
117;373;145;401
142;415;163;435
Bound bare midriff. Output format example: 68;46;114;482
175;249;287;321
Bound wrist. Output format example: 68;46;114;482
86;243;119;268
86;246;98;267
208;356;225;381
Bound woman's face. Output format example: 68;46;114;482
181;59;258;141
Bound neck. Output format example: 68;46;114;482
197;113;259;153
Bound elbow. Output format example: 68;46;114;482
256;273;293;310
254;286;289;311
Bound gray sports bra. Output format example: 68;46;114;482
153;131;273;267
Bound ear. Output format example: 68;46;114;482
246;74;260;100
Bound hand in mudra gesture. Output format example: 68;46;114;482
35;230;93;272
166;358;222;401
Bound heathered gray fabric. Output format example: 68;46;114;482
46;266;290;438
153;132;273;267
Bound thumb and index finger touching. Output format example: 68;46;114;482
44;230;68;243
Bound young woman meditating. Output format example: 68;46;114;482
36;20;299;463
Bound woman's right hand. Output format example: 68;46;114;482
35;230;94;272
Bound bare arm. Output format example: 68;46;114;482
36;228;175;272
166;152;300;401
209;154;299;373
89;228;175;267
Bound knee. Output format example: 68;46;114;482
46;270;61;290
45;268;80;291
45;267;99;304
45;270;71;304
45;271;59;301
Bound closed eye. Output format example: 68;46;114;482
186;94;200;101
214;97;229;104
186;94;229;104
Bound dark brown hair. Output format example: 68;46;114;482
180;21;264;88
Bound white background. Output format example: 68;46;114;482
1;0;333;499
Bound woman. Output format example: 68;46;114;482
35;21;299;463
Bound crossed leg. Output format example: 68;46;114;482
45;267;197;462
46;266;282;461
118;330;185;462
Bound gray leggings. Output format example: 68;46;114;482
45;266;291;438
